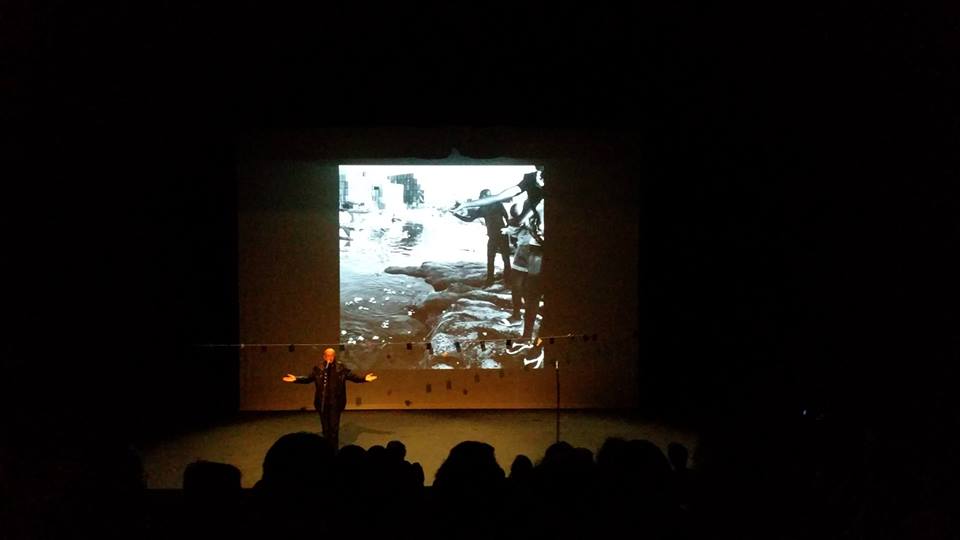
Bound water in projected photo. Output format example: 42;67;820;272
338;165;545;370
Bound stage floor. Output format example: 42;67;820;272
138;410;697;488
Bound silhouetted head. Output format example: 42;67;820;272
540;441;575;468
434;441;504;494
386;440;407;461
261;432;333;492
323;348;336;364
629;439;672;491
183;460;241;494
367;445;388;465
597;437;631;469
479;188;492;199
510;454;534;479
572;447;595;468
334;445;366;481
337;444;366;460
507;203;522;226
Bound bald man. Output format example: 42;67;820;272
283;348;377;449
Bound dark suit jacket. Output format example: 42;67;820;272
294;361;366;412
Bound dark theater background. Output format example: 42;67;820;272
2;3;957;539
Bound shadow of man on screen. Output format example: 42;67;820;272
338;422;395;447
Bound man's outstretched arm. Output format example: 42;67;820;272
450;206;481;222
344;368;378;383
457;186;520;209
282;370;316;383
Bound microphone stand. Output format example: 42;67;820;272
555;353;560;443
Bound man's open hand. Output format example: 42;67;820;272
282;374;296;382
365;373;378;382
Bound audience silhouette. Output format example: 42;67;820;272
29;417;952;540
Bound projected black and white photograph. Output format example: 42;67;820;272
338;165;546;369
